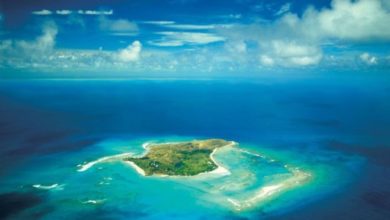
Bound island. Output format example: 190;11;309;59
76;138;312;211
124;139;233;176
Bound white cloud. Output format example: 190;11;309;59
36;24;58;50
110;33;139;36
56;10;72;15
217;0;390;68
162;24;216;30
32;9;114;16
251;3;273;13
99;17;138;33
142;21;176;25
32;10;53;15
259;55;275;66
117;41;142;62
216;14;242;20
260;41;323;67
227;14;242;19
145;22;223;47
65;14;86;27
0;22;58;70
360;53;378;65
225;40;247;54
275;3;291;16
5;0;390;73
155;31;225;46
78;10;113;15
16;22;58;53
314;0;390;40
279;0;390;41
148;40;184;47
144;21;216;30
0;22;144;70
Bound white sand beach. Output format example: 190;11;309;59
77;152;133;172
226;168;311;211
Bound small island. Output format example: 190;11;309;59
124;139;233;176
76;138;312;211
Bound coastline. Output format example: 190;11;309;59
76;140;236;177
124;161;146;176
196;141;236;177
124;140;236;178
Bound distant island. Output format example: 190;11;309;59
124;139;234;176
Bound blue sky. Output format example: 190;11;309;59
0;0;389;77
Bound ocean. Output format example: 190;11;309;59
0;77;389;219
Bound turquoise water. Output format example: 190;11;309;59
0;79;389;219
1;136;363;219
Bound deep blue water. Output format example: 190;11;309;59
0;78;390;219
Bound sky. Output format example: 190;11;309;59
0;0;390;78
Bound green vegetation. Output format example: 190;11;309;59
124;139;230;176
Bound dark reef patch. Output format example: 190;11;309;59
326;140;390;167
0;192;45;219
361;191;390;211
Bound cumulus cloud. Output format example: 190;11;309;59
217;0;390;68
260;41;322;67
10;22;57;54
316;0;390;40
360;53;378;65
5;0;390;73
0;22;58;70
280;0;390;41
259;55;275;67
33;24;58;51
0;22;145;70
117;41;142;62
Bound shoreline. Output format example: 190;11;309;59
197;141;236;177
124;161;146;176
76;140;236;178
124;141;236;178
